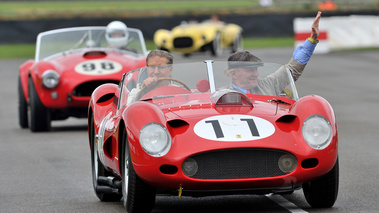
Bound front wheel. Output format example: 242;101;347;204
231;34;243;53
28;77;50;132
303;158;339;208
121;128;156;213
210;33;223;57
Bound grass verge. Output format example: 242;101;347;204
0;44;36;59
0;37;294;59
0;1;280;20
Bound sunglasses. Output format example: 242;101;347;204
147;64;172;70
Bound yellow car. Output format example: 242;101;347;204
154;19;243;56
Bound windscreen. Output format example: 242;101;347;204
120;61;298;107
36;27;147;61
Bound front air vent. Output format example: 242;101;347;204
275;115;299;132
167;119;189;128
167;119;189;134
301;158;319;169
160;165;178;175
97;93;114;104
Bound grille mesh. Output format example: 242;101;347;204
187;149;292;179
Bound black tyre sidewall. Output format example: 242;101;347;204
210;33;222;57
28;77;50;132
303;158;339;208
232;34;243;53
18;76;28;128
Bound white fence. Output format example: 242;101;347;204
294;15;379;53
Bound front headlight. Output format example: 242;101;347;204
42;70;60;89
140;123;171;157
302;115;332;149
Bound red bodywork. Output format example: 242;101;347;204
89;84;338;193
19;50;145;119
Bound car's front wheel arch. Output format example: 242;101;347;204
90;114;122;202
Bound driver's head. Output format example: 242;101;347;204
146;50;173;78
226;51;262;90
105;21;128;48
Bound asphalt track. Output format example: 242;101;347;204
1;47;379;212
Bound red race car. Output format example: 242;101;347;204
88;61;338;212
18;26;148;132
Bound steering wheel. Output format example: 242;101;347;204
136;77;191;100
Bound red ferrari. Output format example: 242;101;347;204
18;26;147;132
88;61;338;212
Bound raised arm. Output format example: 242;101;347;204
310;11;322;42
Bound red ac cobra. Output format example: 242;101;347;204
18;26;147;132
88;61;338;212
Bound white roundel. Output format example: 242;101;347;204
75;59;122;75
194;114;275;141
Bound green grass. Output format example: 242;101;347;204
0;0;263;20
0;37;294;59
1;0;376;20
243;37;294;49
0;44;36;59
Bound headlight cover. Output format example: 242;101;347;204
140;123;171;157
42;70;60;89
302;115;332;149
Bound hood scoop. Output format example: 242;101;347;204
83;50;107;59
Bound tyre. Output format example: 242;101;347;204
121;128;156;213
210;33;223;57
28;78;51;132
18;76;28;128
89;115;122;202
303;158;339;208
231;34;243;53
